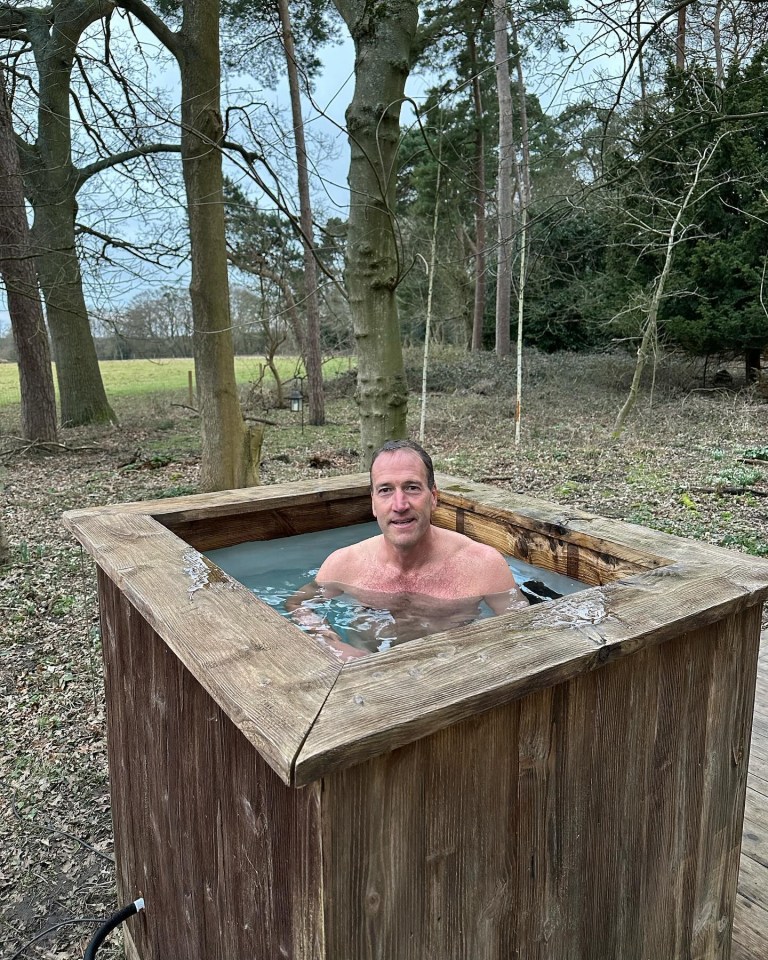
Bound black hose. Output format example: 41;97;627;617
83;898;145;960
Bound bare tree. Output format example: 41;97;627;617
0;0;183;427
276;0;324;426
468;27;488;352
0;63;57;443
613;136;726;435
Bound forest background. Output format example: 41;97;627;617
3;1;768;956
2;0;768;479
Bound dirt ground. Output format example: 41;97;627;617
2;348;768;958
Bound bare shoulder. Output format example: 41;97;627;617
316;537;378;585
442;529;516;592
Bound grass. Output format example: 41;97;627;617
0;355;352;408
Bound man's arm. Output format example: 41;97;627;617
479;546;528;615
285;579;367;662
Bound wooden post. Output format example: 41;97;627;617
187;369;194;408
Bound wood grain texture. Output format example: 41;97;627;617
295;582;767;783
67;475;768;960
100;570;325;959
319;609;760;959
83;513;340;783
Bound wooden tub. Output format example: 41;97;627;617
64;474;768;960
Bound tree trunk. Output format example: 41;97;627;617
31;200;116;426
713;0;725;85
676;5;686;70
468;31;487;352
0;516;9;565
636;4;647;110
180;0;259;490
493;0;513;358
613;141;719;436
333;0;418;464
746;347;761;383
510;16;531;444
0;64;57;443
277;0;325;426
20;0;116;427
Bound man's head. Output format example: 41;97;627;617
369;440;437;550
369;439;435;491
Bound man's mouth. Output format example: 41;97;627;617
390;518;415;527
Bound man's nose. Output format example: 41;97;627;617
392;488;409;510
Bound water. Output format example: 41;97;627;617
205;522;585;655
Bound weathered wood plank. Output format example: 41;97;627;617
732;631;768;959
320;611;759;959
296;591;766;784
436;475;768;580
433;494;667;586
738;854;768;912
741;791;768;870
100;571;325;959
731;897;768;960
163;495;374;551
86;514;340;783
65;473;372;522
322;705;520;960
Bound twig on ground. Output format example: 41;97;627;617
0;437;103;462
245;415;278;426
691;485;768;497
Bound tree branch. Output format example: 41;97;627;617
113;0;181;58
76;142;181;188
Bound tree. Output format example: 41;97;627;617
613;135;725;434
0;63;57;443
332;0;420;463
493;0;515;358
417;0;496;350
0;0;187;427
120;0;261;490
277;0;325;425
0;0;116;425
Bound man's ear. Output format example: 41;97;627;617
430;485;438;509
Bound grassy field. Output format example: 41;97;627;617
0;356;352;408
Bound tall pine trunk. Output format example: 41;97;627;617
277;0;325;426
0;64;57;442
333;0;418;464
469;32;487;352
493;0;513;358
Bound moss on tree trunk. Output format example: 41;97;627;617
334;0;418;464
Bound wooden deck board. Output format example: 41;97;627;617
734;629;768;959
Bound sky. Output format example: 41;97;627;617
0;3;637;338
0;19;437;337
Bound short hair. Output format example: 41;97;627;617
370;439;435;490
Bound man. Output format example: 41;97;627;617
288;439;526;660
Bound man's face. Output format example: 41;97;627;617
370;449;437;550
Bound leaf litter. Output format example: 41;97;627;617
2;350;767;957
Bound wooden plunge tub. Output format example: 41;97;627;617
64;474;768;960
